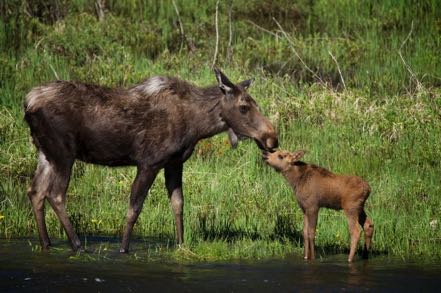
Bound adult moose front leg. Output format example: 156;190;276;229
120;166;159;253
165;162;184;245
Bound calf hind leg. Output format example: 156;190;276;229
346;210;362;262
359;209;374;258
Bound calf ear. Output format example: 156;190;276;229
214;67;235;98
291;150;305;163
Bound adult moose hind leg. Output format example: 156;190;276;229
27;152;53;250
120;166;159;253
165;162;184;245
45;157;82;251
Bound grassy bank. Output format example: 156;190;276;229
1;0;440;261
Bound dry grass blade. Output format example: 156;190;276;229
172;0;185;52
212;0;220;68
328;50;346;90
398;21;423;92
273;17;326;86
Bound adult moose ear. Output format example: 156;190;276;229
238;78;253;90
290;150;306;164
214;67;236;98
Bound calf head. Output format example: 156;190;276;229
263;150;305;172
214;68;278;152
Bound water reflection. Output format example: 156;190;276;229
1;238;440;291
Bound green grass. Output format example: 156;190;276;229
0;0;440;261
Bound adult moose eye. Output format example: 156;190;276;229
239;105;249;114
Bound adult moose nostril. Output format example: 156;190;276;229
266;137;278;151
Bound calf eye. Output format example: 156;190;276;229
278;154;283;159
239;105;249;114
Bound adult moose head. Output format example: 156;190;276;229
214;68;278;151
24;68;278;253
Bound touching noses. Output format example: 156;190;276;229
263;121;278;151
266;136;278;150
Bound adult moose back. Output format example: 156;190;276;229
24;69;278;252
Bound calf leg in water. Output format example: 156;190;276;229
120;167;159;253
358;209;374;258
306;210;318;260
165;162;184;245
346;210;362;262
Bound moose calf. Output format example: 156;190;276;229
263;150;374;262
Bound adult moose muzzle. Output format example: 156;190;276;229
24;68;278;252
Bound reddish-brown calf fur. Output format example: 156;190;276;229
263;150;374;262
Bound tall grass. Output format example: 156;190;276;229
0;0;440;260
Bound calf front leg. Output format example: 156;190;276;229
120;166;158;253
306;209;319;260
165;162;184;245
303;214;309;260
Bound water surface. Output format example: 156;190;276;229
1;238;440;292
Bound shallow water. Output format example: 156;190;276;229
1;238;440;292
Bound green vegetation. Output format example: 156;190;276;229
1;0;440;261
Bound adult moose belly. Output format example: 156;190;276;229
75;115;138;166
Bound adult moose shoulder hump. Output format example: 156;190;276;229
24;68;278;252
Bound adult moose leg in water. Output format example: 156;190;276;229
27;152;53;250
27;151;81;251
24;69;277;252
120;166;159;253
165;162;184;245
120;162;186;253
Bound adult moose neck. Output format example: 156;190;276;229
190;85;229;140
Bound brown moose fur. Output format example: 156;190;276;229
24;69;278;252
263;150;374;262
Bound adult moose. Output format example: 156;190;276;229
24;68;278;252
